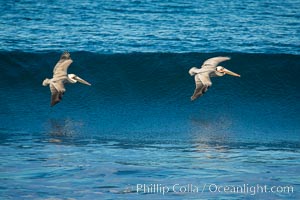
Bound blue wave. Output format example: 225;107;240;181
1;51;299;96
0;51;299;143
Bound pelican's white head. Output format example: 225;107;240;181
216;66;224;72
68;74;77;83
216;66;240;77
68;74;91;85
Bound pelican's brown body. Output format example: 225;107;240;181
189;56;240;101
42;52;91;106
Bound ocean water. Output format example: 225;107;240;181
0;0;300;200
0;0;299;54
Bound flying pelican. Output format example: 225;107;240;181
189;56;240;101
42;52;91;106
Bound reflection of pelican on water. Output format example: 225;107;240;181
188;114;234;154
47;119;83;143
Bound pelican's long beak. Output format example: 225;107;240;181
223;68;241;77
75;76;91;86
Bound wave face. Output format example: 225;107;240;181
0;51;299;144
0;0;299;54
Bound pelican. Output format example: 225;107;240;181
189;56;240;101
42;52;91;106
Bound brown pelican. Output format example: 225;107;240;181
189;56;240;101
42;52;91;106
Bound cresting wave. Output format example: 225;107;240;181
0;51;299;100
0;51;299;141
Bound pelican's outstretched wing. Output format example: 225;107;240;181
50;85;62;106
191;81;209;101
50;81;66;106
201;56;230;69
53;52;73;77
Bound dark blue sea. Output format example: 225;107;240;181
0;0;299;199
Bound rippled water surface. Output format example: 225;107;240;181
0;0;300;199
0;0;299;53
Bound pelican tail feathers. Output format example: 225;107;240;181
42;78;51;86
189;67;198;76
